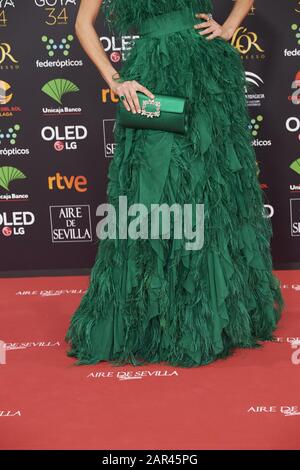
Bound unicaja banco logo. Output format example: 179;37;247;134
0;124;20;144
42;78;79;105
41;34;74;57
290;158;300;175
249;115;263;137
0;166;26;191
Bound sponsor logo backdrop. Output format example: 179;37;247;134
0;0;299;273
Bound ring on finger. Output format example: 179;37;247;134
119;95;126;101
207;13;213;22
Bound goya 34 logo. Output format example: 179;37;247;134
34;0;77;26
0;1;15;28
231;27;265;60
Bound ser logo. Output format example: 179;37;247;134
41;125;87;151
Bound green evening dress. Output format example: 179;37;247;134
66;0;284;367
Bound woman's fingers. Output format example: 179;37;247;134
194;21;210;30
117;80;155;113
135;83;155;100
195;13;210;20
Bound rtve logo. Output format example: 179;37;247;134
101;88;120;104
231;27;265;59
48;173;88;192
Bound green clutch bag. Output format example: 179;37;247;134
118;92;189;135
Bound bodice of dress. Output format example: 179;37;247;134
102;0;213;35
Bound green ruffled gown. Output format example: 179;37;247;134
66;0;284;367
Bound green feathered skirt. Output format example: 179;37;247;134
65;7;284;367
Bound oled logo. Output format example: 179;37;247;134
100;35;139;63
286;116;300;141
290;199;300;236
87;370;179;381
41;78;81;115
103;119;116;158
245;71;265;107
0;80;22;117
289;71;300;105
41;125;87;151
231;27;265;60
48;173;88;192
49;205;92;243
0;211;35;237
250;115;272;147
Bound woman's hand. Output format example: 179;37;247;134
111;79;155;114
194;13;233;41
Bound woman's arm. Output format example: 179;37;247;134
75;0;154;114
194;0;255;41
75;0;117;87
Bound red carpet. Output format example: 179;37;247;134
0;271;299;450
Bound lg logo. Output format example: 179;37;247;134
41;125;88;150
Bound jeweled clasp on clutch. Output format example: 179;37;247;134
141;99;161;118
